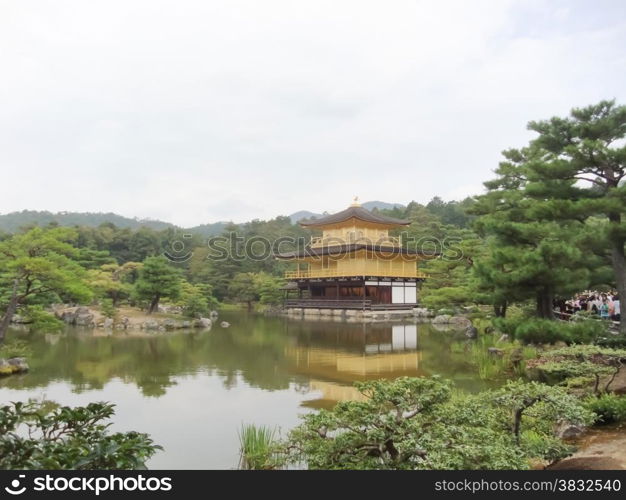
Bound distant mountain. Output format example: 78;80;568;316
361;201;406;211
288;201;405;223
0;210;176;233
288;210;322;224
0;202;407;235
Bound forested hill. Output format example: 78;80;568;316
0;201;415;235
0;198;473;236
0;211;176;233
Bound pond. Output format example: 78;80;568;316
0;312;494;469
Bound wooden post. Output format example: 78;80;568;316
362;280;366;310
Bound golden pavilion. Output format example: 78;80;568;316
276;199;433;310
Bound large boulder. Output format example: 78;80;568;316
555;422;585;440
61;310;76;324
0;357;29;375
195;317;212;329
103;318;114;329
162;319;179;330
465;325;478;339
74;307;94;327
413;307;433;318
142;320;159;331
157;305;183;315
432;315;451;324
449;316;472;329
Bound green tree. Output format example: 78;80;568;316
227;272;259;310
0;227;92;342
177;281;217;318
133;256;181;313
482;101;626;330
0;401;161;469
283;377;592;470
254;273;284;305
419;226;486;311
472;148;592;318
87;262;140;306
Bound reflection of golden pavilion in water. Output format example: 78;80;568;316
284;322;422;408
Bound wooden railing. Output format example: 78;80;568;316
285;299;372;309
284;268;428;279
309;236;401;247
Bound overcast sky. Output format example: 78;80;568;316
1;0;625;226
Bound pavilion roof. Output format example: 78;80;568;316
299;205;410;227
275;243;438;259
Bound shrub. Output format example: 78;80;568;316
0;401;161;469
282;377;592;470
514;319;564;344
492;316;526;337
584;394;626;424
21;306;64;333
0;340;32;359
511;318;607;345
100;298;117;319
529;345;626;395
183;294;209;319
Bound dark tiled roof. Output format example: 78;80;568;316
299;206;409;227
275;243;438;259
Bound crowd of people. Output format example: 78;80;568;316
555;291;620;322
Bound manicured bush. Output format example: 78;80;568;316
585;394;626;424
0;401;161;469
510;318;607;345
282;377;593;470
492;316;526;337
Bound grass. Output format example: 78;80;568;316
0;339;32;359
238;424;279;470
453;335;538;380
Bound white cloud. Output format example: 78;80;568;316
0;0;624;226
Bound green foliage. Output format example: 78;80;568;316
255;273;284;305
182;294;209;319
0;340;32;358
283;377;590;470
0;401;161;469
0;227;93;305
100;299;117;320
238;424;279;470
530;345;626;395
453;336;536;380
21;306;65;333
87;262;139;305
0;227;95;340
471;100;626;324
511;318;608;345
492;315;527;336
584;394;626;424
227;273;259;309
489;380;596;445
133;256;182;313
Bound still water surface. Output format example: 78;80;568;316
0;312;490;469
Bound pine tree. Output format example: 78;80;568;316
508;101;625;331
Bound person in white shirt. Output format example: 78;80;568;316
612;295;620;321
